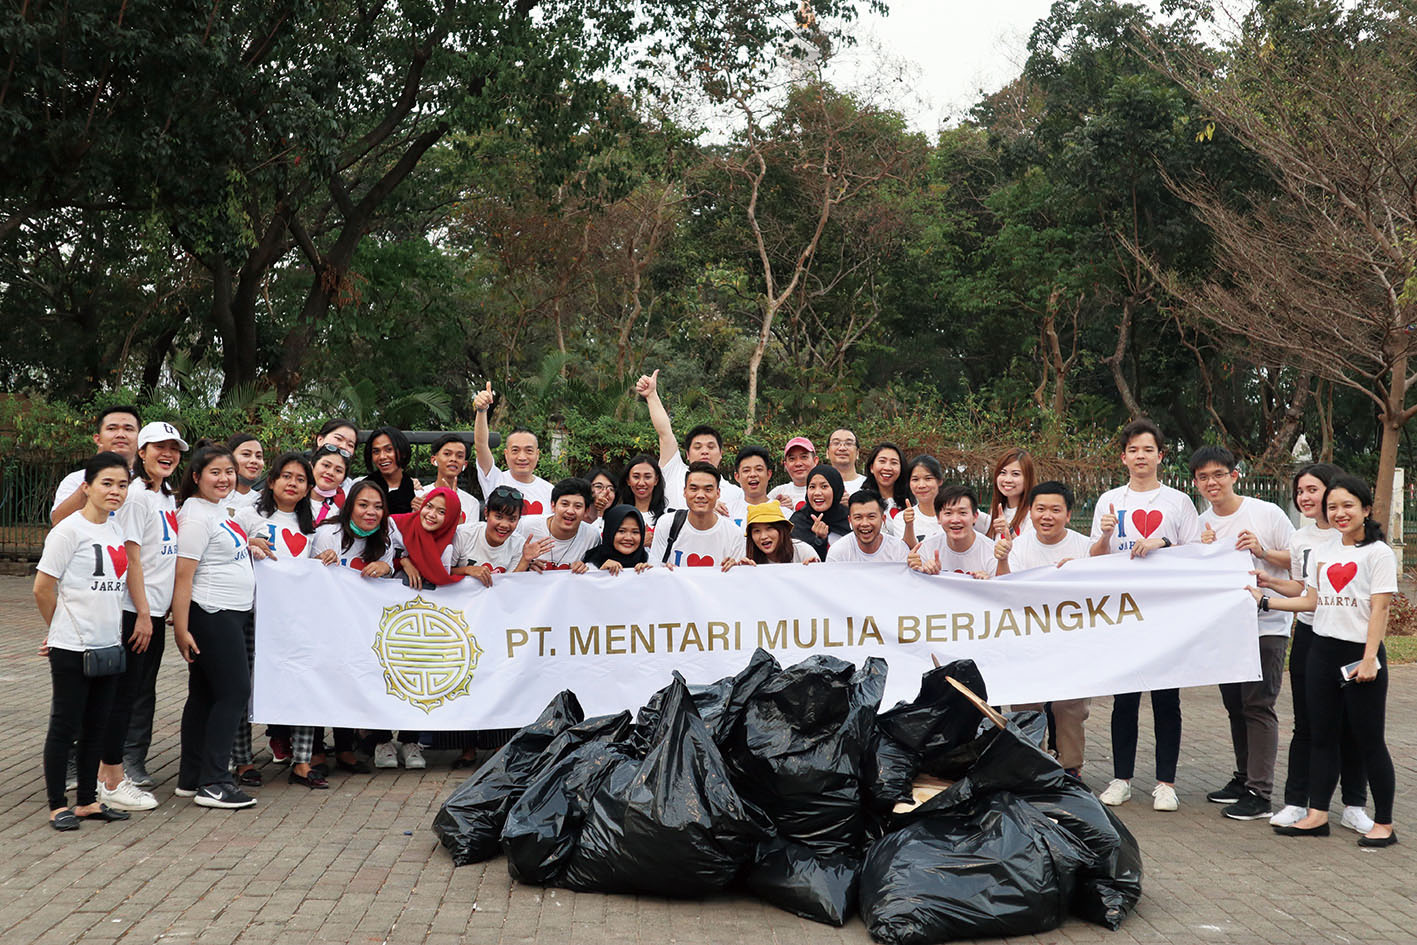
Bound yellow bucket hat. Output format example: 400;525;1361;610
744;501;789;533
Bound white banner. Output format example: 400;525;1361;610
252;545;1261;729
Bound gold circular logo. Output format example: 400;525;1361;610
372;596;482;712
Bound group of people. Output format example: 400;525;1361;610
32;371;1398;850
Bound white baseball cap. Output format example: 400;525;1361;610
137;421;190;451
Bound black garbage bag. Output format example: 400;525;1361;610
556;675;763;896
501;738;635;885
859;792;1092;945
1073;807;1143;930
743;836;858;926
637;648;780;748
432;690;584;866
866;660;988;811
727;655;888;858
901;715;1142;931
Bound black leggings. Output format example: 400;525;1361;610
1306;635;1395;824
1110;688;1181;783
44;649;118;810
179;606;253;790
1284;620;1366;809
100;610;165;767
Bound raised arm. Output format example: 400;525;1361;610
635;369;678;467
473;381;496;476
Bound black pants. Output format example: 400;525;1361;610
1111;688;1181;783
45;649;118;810
1284;620;1366;809
179;606;253;790
1306;636;1395;824
100;610;164;767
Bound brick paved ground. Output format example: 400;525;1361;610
1;574;1414;945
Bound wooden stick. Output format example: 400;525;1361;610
946;675;1009;729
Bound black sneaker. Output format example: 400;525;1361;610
1206;775;1247;804
1224;790;1272;821
194;784;257;809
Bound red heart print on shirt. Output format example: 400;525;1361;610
685;553;714;567
1131;509;1162;538
1326;561;1357;593
523;500;543;515
164;511;179;534
226;520;248;541
349;557;366;571
107;546;128;578
282;529;307;555
889;506;902;519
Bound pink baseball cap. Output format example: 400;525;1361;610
783;436;815;456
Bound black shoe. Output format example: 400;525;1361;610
237;768;263;787
1274;821;1330;837
1206;774;1247;804
1224;790;1272;821
77;804;130;822
124;760;154;789
336;756;372;775
1358;831;1398;848
194;784;257;809
50;809;80;832
289;770;330;790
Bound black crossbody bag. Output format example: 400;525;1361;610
659;509;690;564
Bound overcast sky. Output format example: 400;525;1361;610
841;0;1059;130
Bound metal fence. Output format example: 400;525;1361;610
4;456;1416;567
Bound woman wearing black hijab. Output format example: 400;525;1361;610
584;505;652;575
789;465;851;560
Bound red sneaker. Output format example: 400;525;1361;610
269;735;292;764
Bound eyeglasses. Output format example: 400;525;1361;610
316;444;352;459
490;486;524;503
590;483;615;492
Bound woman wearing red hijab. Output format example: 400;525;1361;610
391;487;464;589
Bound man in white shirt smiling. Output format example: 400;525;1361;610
649;463;743;569
826;491;909;562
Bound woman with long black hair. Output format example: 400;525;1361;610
172;444;258;810
1251;475;1397;847
614;454;668;538
862;442;909;516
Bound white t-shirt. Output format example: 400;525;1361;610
788;539;820;563
1008;528;1092;574
1289;524;1338;628
416;484;480;525
309;489;348;528
886;511;944;546
769;481;808;513
522;516;602;571
916;531;999;577
51;469;85;515
311;523;397;571
826;534;910;563
37;513;128;651
223;488;259;518
477;463;554;518
723;494;772;532
1200;496;1296;636
116;480;181;614
453;524;527;574
649;513;742;568
839;473;867;496
990;504;1035;538
1090;483;1201;555
1308;540;1399;644
661;453;744;514
177;498;256;612
236;505;315;560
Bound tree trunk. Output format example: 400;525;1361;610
1374;354;1407;530
745;297;777;436
1105;299;1144;419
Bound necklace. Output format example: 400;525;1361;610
1123;484;1164;509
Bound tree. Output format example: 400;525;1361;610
1151;0;1417;521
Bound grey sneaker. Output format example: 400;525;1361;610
124;759;154;789
65;758;78;793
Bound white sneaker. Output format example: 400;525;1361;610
373;741;399;769
174;787;198;798
1152;782;1179;812
1099;779;1132;806
399;743;426;770
1270;804;1307;827
99;778;158;811
1341;806;1376;833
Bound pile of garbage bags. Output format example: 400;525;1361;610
432;650;1141;942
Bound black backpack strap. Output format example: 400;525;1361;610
660;509;690;564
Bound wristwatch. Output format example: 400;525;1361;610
1161;537;1172;548
1259;595;1270;612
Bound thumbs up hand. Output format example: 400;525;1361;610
1100;503;1118;536
635;369;659;398
901;498;915;525
473;381;495;413
1201;523;1217;545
